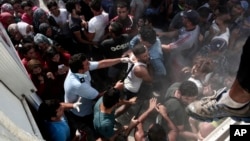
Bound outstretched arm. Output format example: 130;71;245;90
134;98;157;141
155;104;178;141
97;57;130;69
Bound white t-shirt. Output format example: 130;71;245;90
50;8;69;25
50;8;69;35
88;11;109;42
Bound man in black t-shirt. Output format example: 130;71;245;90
65;0;92;55
101;21;130;83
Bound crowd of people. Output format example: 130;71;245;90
1;0;250;140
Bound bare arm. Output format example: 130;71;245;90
73;31;92;44
60;102;74;109
83;29;95;41
134;98;157;141
155;104;178;141
97;58;123;69
134;65;153;83
157;30;178;38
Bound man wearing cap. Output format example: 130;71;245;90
168;0;198;31
228;0;249;31
158;9;200;82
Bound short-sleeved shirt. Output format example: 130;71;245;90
49;8;70;36
44;118;70;141
158;82;191;141
101;34;130;69
68;14;87;43
111;15;137;37
64;61;99;117
93;97;115;138
88;11;109;42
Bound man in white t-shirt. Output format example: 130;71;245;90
83;0;109;43
47;1;70;36
46;0;78;54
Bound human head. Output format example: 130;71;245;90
116;1;129;20
214;6;231;23
38;100;63;121
103;87;120;108
10;0;23;14
65;0;81;14
39;23;53;37
69;53;88;73
47;0;60;16
139;26;156;47
132;43;150;64
33;8;48;28
89;0;102;13
147;123;167;141
184;0;198;11
197;7;213;23
7;23;22;41
21;0;33;16
179;80;198;105
27;59;42;74
231;0;249;17
17;22;34;37
137;15;153;31
109;21;123;37
44;46;61;62
181;10;200;26
207;0;220;10
34;33;53;51
1;3;14;15
18;43;37;59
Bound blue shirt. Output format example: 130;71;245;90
64;61;99;117
45;118;70;141
130;35;166;76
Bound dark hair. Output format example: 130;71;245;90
132;43;146;56
89;0;101;12
179;80;198;97
215;5;230;16
148;123;166;141
18;43;34;55
65;0;78;13
197;7;212;19
109;21;123;36
103;87;120;108
21;0;33;9
44;46;59;60
10;0;22;5
185;0;198;9
116;1;129;10
38;101;61;121
69;53;87;73
22;36;35;44
139;26;156;44
46;0;58;10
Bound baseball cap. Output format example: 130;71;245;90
181;10;200;25
240;0;249;11
209;38;227;52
